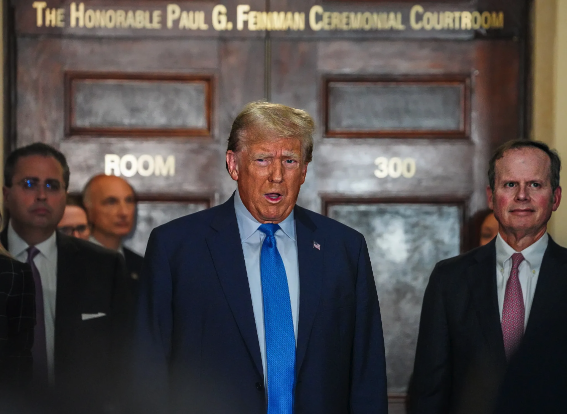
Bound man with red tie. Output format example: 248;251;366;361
1;143;131;407
411;140;567;414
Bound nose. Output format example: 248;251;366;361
515;184;530;201
35;185;47;200
269;160;284;183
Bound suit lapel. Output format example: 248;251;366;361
524;237;567;339
53;233;80;368
294;206;324;376
467;240;507;367
206;197;263;377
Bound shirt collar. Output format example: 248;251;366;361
234;189;296;242
89;235;124;256
8;221;57;262
495;232;549;270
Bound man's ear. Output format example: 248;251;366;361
226;151;239;181
2;186;9;203
552;186;562;211
486;185;494;210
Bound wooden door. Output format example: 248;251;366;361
10;1;530;411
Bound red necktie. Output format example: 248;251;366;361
27;246;48;383
502;252;525;360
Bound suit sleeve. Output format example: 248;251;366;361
128;229;173;413
350;236;388;414
409;264;451;414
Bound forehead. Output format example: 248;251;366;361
91;176;134;199
494;147;551;180
64;205;88;219
243;135;302;154
13;155;64;179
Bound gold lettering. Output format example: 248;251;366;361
84;9;95;28
33;2;47;27
212;5;228;30
125;10;135;28
294;12;304;30
362;12;372;30
45;8;57;27
410;4;423;30
423;12;432;30
116;10;126;28
248;11;258;31
106;10;116;28
309;5;323;31
330;12;340;30
445;12;454;29
481;11;491;29
433;12;443;30
461;11;471;29
272;12;286;30
167;4;181;29
323;12;331;30
70;2;84;28
471;11;481;29
341;12;349;30
237;5;249;30
349;12;361;30
453;12;461;29
179;11;196;29
491;11;504;28
153;11;162;29
56;8;65;27
135;10;145;28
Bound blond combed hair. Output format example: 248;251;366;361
227;101;315;164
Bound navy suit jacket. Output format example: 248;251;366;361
410;237;567;414
131;195;387;414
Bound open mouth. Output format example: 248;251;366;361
264;193;283;203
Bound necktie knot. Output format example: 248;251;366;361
27;246;40;263
511;252;524;270
258;223;281;238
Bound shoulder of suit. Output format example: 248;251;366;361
123;246;144;261
60;233;122;260
433;242;492;275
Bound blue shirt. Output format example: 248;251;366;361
234;190;300;380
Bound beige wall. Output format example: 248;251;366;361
533;0;567;245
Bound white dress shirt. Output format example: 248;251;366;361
234;190;300;381
495;232;548;328
8;222;58;384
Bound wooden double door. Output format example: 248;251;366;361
11;0;529;411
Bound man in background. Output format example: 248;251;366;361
83;174;143;282
1;143;131;406
131;101;387;414
57;194;90;240
411;140;567;413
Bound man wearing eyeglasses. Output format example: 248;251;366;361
57;194;90;240
1;143;131;407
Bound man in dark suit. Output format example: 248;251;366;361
1;143;131;403
410;140;566;414
131;101;388;414
83;174;143;281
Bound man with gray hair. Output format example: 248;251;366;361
131;101;388;414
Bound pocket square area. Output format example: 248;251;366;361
81;312;106;321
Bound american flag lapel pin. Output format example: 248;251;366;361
313;241;320;250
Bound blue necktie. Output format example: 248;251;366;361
258;224;295;414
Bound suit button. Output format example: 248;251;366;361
255;382;264;391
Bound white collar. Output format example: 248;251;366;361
8;221;57;262
495;232;548;270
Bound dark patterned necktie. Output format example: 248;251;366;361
258;223;295;414
502;252;525;360
27;246;48;383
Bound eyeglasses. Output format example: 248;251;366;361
16;178;63;192
58;225;89;236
